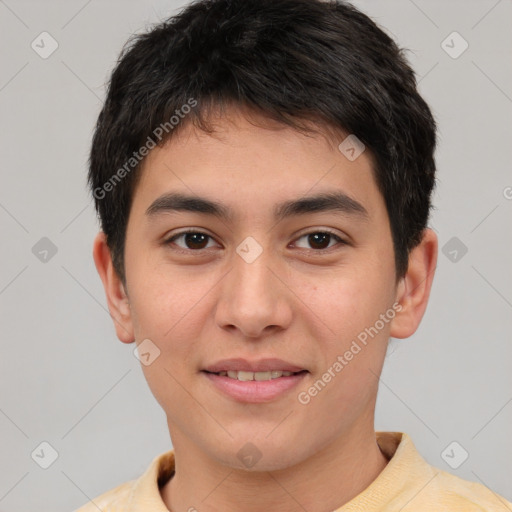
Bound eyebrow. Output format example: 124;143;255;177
145;191;369;222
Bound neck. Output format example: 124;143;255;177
160;425;389;512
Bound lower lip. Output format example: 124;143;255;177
202;371;308;403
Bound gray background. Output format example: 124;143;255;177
0;0;511;510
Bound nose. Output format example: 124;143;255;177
214;246;293;339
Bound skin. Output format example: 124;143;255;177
93;105;437;512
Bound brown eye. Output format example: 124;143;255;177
308;233;331;249
294;231;345;250
182;232;209;249
166;231;217;250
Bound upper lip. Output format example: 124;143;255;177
203;358;306;373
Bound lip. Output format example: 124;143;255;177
202;370;308;403
203;357;305;373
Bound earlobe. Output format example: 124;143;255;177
92;231;135;344
390;228;438;339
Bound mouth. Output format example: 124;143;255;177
201;358;309;402
203;369;308;381
201;362;309;403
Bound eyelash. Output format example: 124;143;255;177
163;228;347;253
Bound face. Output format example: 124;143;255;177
100;107;424;471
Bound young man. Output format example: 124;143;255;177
76;0;512;510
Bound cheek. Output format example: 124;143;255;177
300;270;388;343
130;276;206;413
296;278;389;423
127;258;206;338
297;267;394;406
127;266;217;389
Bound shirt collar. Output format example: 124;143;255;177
127;431;431;511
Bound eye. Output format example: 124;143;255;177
293;230;346;250
163;229;347;253
164;230;219;251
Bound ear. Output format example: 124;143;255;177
92;231;135;344
390;228;438;339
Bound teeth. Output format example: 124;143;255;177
222;370;295;381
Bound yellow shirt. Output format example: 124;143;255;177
74;431;512;511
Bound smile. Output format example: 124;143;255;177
202;369;308;403
207;370;305;381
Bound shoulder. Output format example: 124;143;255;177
374;432;512;512
424;467;512;511
72;479;135;512
71;449;175;511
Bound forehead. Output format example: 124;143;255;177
132;107;385;224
